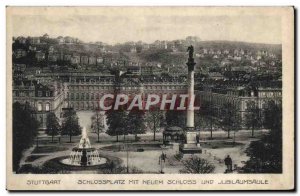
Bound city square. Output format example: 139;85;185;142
18;110;268;174
12;16;282;174
6;6;295;191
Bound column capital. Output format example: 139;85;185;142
186;58;196;72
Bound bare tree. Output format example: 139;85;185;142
61;109;81;143
244;100;262;137
46;112;61;142
91;110;105;143
219;102;241;140
145;107;164;141
128;110;146;141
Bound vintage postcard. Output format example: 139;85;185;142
6;7;294;191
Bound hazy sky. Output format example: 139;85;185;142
11;12;281;44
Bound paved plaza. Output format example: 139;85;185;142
19;112;266;174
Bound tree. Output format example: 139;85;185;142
106;109;128;142
61;109;81;143
219;102;241;140
197;98;217;139
194;109;211;138
91;110;105;143
13;102;39;172
180;156;215;174
145;107;164;141
242;100;282;173
46;112;61;142
128;110;146;141
262;100;282;131
244;100;262;137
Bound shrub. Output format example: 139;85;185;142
174;152;184;161
180;156;215;174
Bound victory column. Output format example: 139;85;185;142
180;45;202;154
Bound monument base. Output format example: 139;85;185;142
179;143;202;154
179;129;202;154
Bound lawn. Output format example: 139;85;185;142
100;143;164;152
25;155;46;162
201;141;244;149
32;146;69;154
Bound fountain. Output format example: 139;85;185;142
60;127;106;166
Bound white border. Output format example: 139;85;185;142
0;1;298;195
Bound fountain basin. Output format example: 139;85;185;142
41;154;122;173
60;156;107;167
62;147;107;167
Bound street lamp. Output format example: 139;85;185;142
159;148;166;174
36;135;39;148
126;144;129;173
123;138;129;173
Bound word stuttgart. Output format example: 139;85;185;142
97;93;200;111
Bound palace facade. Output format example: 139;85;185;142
13;69;281;130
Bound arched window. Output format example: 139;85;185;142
37;103;42;111
45;103;50;111
91;102;94;110
91;93;94;100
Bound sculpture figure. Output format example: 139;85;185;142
187;45;194;59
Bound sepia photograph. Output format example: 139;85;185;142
6;6;294;190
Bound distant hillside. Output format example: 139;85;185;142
54;43;105;56
136;49;186;65
196;40;281;55
123;41;281;66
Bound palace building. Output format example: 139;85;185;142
13;69;281;130
13;71;188;130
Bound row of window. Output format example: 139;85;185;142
37;91;51;97
67;85;186;91
258;92;282;97
14;91;34;97
67;92;186;101
200;94;282;111
69;102;99;110
68;86;113;90
15;86;186;98
37;102;51;112
68;93;99;100
144;85;186;90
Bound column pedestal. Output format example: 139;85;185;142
180;128;202;154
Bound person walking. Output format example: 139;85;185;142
224;155;233;172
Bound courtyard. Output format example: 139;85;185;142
18;111;267;174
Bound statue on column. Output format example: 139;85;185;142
187;45;194;59
186;45;195;71
180;45;202;154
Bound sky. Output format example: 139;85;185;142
11;10;282;45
